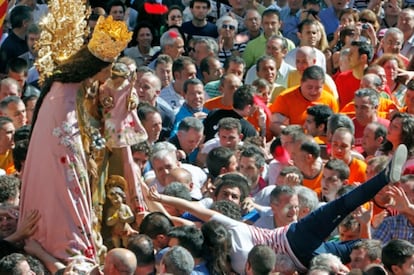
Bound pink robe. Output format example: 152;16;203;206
19;82;96;262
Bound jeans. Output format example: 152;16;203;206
286;170;388;266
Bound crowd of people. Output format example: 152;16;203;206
1;0;414;274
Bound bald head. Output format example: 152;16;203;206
360;73;382;90
104;248;137;275
165;167;193;190
296;46;316;73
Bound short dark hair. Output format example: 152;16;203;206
127;234;155;266
223;56;245;71
0;253;29;275
178;117;204;132
324;159;350;181
270;185;296;204
214;173;250;203
183;78;203;94
301;65;325;82
173;56;195;75
137;102;160;121
189;0;211;9
139;212;174;239
351;40;374;62
200;56;218;74
210;200;242;220
306;104;333;130
168;226;204;258
352;239;382;262
206;147;235;178
10;6;32;29
13;139;29;172
239;145;265;168
300;140;321;159
262;8;280;20
298;18;318;33
382;239;414;272
218;117;241;133
248;245;276;275
0;175;20;204
131;141;152;156
7;58;28;74
256;56;275;73
106;0;125;14
233;85;254;110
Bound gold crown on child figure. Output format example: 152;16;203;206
87;16;132;62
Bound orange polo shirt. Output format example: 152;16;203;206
348;157;367;184
270;86;339;126
204;96;232;111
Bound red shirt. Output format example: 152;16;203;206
335;70;361;109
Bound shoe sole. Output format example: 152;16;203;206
389;144;408;184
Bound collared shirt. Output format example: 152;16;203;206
402;33;414;60
319;6;339;37
159;82;185;113
124;46;160;67
373;214;414;244
243;33;295;69
280;7;301;45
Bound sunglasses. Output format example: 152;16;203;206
222;24;236;30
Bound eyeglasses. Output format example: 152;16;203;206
170;15;182;20
222;24;236;30
188;47;195;52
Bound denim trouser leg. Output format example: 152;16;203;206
286;170;388;267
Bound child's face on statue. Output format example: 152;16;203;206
107;188;123;207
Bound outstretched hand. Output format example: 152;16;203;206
148;186;162;202
386;185;413;213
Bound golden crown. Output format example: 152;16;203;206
88;16;132;62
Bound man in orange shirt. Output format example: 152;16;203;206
203;73;242;111
270;65;338;136
291;138;324;195
331;127;367;184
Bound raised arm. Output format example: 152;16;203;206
148;186;217;222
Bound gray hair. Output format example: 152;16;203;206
194;37;219;56
355;88;379;107
150;148;177;165
162;246;195;275
0;96;23;112
294;186;319;213
310;253;343;273
384;27;404;40
0;78;20;92
267;34;288;50
160;30;182;49
152;141;177;154
216;15;238;33
178;117;204;133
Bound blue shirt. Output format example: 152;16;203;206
280;7;301;46
319;7;339;37
372;214;414;244
182;21;219;38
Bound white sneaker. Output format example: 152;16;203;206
386;144;408;184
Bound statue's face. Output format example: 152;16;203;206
107;188;123;207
